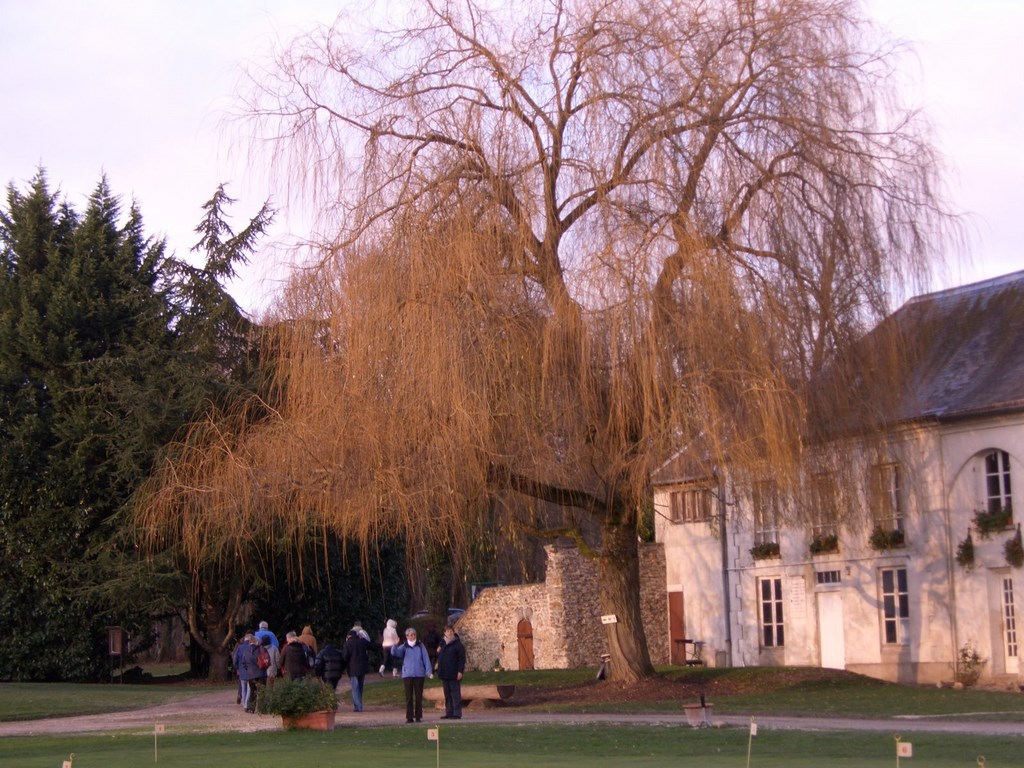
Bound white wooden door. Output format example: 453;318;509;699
817;591;846;670
1001;576;1019;675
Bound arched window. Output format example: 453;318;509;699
984;449;1012;513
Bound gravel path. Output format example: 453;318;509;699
0;687;1019;738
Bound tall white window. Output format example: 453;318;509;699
669;485;713;523
985;450;1012;514
880;567;909;644
759;577;784;647
871;463;903;532
809;473;837;539
753;481;780;545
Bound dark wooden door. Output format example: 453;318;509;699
669;591;686;665
517;619;534;670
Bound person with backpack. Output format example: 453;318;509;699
315;639;346;690
297;625;319;654
259;634;279;683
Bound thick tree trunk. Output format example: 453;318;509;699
207;646;232;682
598;518;655;683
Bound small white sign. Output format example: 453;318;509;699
749;722;758;736
600;614;618;624
897;742;913;758
154;723;165;734
63;762;72;768
427;728;439;741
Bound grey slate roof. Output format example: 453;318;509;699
652;270;1024;487
886;269;1024;422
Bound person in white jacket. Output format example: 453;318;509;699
379;618;401;677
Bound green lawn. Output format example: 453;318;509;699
2;667;1022;768
0;683;214;721
0;723;1019;768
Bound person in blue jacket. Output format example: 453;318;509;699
391;627;433;722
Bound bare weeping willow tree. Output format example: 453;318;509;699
139;0;954;682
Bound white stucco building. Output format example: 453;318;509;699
654;271;1024;685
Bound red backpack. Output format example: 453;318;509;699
257;644;271;670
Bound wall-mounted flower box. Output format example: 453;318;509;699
809;533;839;555
869;525;905;551
973;507;1013;539
750;541;780;560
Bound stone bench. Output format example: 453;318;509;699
423;684;515;708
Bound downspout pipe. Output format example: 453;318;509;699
718;475;733;666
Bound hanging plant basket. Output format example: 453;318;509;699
1005;524;1023;569
955;530;974;570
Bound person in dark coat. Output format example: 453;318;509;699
315;640;346;690
342;629;373;712
280;631;311;680
435;626;467;719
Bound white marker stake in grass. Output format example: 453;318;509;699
154;723;165;763
62;754;74;768
895;735;912;767
746;719;757;768
427;726;440;768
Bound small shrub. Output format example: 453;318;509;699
256;677;337;717
953;641;984;687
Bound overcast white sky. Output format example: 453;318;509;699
1;0;1021;313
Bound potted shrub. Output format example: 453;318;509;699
869;525;905;551
973;506;1013;539
749;541;780;560
809;533;839;555
954;531;974;570
256;677;338;730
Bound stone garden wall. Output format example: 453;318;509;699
455;543;667;671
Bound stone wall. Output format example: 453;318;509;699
455;542;668;671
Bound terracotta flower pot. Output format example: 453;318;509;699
282;710;336;731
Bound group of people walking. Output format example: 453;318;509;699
233;618;467;721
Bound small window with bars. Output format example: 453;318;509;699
815;570;842;585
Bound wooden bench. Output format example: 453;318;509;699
423;684;515;708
